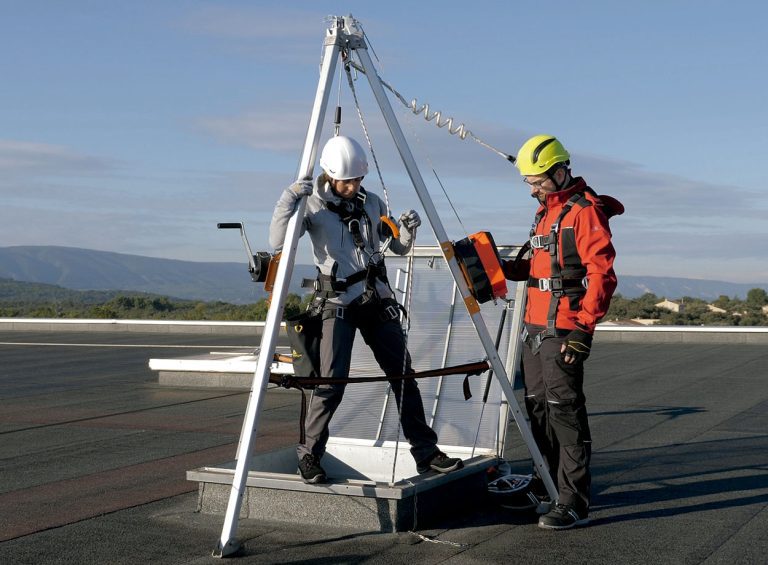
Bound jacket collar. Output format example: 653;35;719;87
316;176;366;207
538;177;588;211
316;176;340;205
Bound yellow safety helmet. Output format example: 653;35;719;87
515;135;570;176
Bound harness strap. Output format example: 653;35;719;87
309;260;388;299
527;276;587;292
326;188;371;251
319;298;405;324
269;360;489;389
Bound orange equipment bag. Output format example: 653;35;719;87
453;231;507;303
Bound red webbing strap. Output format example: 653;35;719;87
269;360;490;390
269;360;491;444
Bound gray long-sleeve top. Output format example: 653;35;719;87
269;176;416;306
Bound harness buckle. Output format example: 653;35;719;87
537;277;563;292
530;332;544;354
582;276;589;289
336;306;345;320
530;234;550;249
380;304;399;322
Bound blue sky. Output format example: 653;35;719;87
2;1;766;284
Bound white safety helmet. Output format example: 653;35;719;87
319;136;369;180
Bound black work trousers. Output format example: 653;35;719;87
297;301;439;467
522;330;592;514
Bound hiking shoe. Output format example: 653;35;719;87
298;454;327;484
538;503;589;530
417;451;464;474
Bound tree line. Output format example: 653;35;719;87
605;289;768;326
0;293;309;321
2;277;767;326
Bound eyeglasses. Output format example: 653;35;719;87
524;177;549;189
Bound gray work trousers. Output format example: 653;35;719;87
296;303;439;467
522;329;592;514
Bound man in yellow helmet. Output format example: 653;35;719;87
503;134;623;530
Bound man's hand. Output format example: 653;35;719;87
399;210;421;231
289;177;313;198
561;328;593;364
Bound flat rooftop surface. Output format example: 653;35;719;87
0;329;766;564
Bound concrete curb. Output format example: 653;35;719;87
0;318;280;336
1;318;767;343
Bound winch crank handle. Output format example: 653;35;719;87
217;222;257;273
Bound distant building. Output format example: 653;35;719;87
707;304;727;314
630;318;661;326
599;319;659;326
656;299;683;313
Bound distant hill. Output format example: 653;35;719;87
616;275;767;300
0;278;148;304
0;246;316;305
0;245;765;303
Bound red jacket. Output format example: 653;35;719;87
505;178;620;333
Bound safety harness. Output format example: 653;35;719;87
526;191;591;353
325;187;370;252
305;187;396;314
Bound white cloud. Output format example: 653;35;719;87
176;5;335;64
179;5;322;40
0;139;110;177
196;109;309;152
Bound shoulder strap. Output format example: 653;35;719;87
529;192;590;351
326;188;371;250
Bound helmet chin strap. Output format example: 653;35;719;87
548;166;571;191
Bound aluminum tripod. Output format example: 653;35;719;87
214;15;556;557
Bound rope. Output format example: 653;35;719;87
431;168;469;238
348;54;468;238
470;299;512;458
346;61;515;163
404;480;471;548
389;235;418;485
343;59;391;216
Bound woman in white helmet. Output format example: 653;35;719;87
270;135;462;484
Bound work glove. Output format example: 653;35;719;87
289;177;313;199
399;209;422;231
561;328;593;364
501;257;530;281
